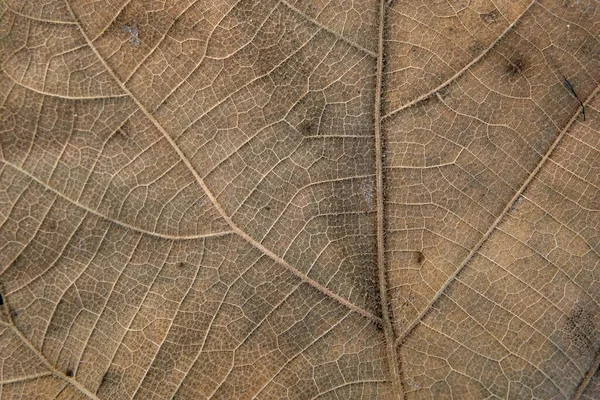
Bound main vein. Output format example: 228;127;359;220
374;1;404;399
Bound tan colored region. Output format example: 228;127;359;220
0;0;599;399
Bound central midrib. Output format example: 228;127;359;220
374;1;404;399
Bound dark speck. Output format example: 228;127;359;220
507;58;526;76
481;10;497;24
416;251;425;264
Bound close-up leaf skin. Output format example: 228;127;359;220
0;0;599;399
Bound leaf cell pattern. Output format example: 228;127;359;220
0;0;599;399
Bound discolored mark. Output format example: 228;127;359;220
436;85;451;101
359;179;374;212
65;369;74;378
562;76;586;121
564;304;596;352
11;309;18;319
468;40;484;56
263;205;271;211
177;262;186;269
415;251;425;265
298;120;316;136
0;293;3;306
506;58;526;76
374;320;384;331
122;24;140;45
111;122;130;141
46;220;58;232
481;9;498;24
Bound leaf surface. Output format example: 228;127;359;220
0;0;599;399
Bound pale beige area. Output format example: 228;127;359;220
0;0;598;399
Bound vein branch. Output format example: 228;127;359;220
63;1;378;324
280;0;377;58
382;0;537;120
0;297;102;400
396;64;600;347
1;161;233;241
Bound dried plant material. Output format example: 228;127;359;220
0;0;599;399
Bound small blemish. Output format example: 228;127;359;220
299;120;315;136
122;24;140;45
481;9;497;24
0;293;3;306
416;251;425;264
507;58;526;76
359;179;374;212
11;309;18;318
66;369;74;378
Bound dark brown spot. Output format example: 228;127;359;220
507;58;526;76
0;293;3;306
415;251;425;264
564;304;596;352
111;122;130;140
264;205;271;211
65;369;74;377
177;262;185;269
298;120;315;136
374;320;383;331
11;309;18;318
481;10;497;24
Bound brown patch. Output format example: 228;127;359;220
564;304;596;352
468;40;484;56
111;122;129;141
65;369;74;378
298;120;317;136
506;58;526;76
374;320;383;331
415;251;425;265
420;96;432;107
481;10;498;24
177;262;186;269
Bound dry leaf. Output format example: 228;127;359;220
1;0;599;399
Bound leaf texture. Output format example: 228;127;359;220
0;0;599;399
